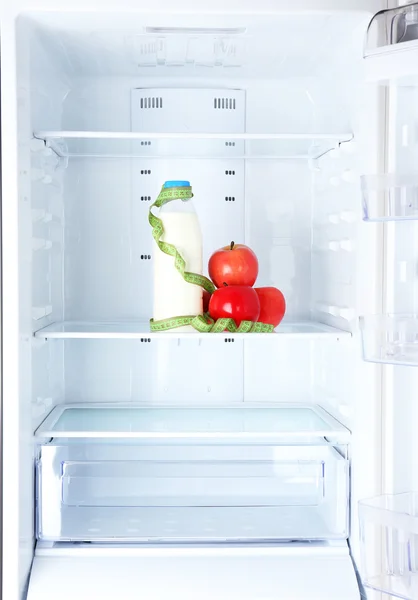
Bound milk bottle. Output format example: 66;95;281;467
153;181;203;331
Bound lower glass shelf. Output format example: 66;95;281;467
36;439;349;542
360;315;418;367
361;174;418;222
359;493;418;600
35;403;350;439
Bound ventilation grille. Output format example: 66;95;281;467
214;98;236;110
140;97;163;109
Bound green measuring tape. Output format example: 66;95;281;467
149;184;274;333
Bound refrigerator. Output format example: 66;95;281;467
3;0;418;598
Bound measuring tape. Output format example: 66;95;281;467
149;185;274;333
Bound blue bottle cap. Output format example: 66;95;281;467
163;180;190;188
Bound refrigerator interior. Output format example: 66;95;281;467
4;6;386;599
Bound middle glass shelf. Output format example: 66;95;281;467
33;320;350;340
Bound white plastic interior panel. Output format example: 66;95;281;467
364;3;418;85
34;404;350;438
58;337;318;406
27;545;361;600
21;10;373;80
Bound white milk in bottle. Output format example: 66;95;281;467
153;181;203;331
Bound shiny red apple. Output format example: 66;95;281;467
209;285;260;327
208;242;259;288
255;287;286;328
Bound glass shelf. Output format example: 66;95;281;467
33;320;350;340
37;439;348;542
359;493;418;599
360;314;418;366
34;403;350;439
361;174;418;221
364;3;418;85
33;130;353;160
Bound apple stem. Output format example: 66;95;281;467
230;241;235;250
223;282;228;287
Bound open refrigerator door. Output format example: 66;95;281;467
358;3;418;599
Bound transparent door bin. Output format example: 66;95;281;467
365;3;418;55
361;174;418;221
360;315;418;367
364;4;418;85
359;493;418;600
36;439;349;543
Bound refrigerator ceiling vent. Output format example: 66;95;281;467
140;97;163;109
214;97;236;110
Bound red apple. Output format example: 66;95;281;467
203;290;211;313
209;285;260;327
208;242;258;288
255;287;286;328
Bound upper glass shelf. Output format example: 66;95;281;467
364;3;418;84
33;320;350;340
33;131;353;160
34;403;350;439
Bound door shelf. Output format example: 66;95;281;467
33;130;353;160
36;439;349;542
360;314;418;366
361;174;418;221
364;3;418;85
34;404;350;439
359;493;418;599
33;320;350;340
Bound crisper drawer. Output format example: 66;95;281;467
36;439;349;542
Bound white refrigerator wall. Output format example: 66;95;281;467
0;2;385;598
